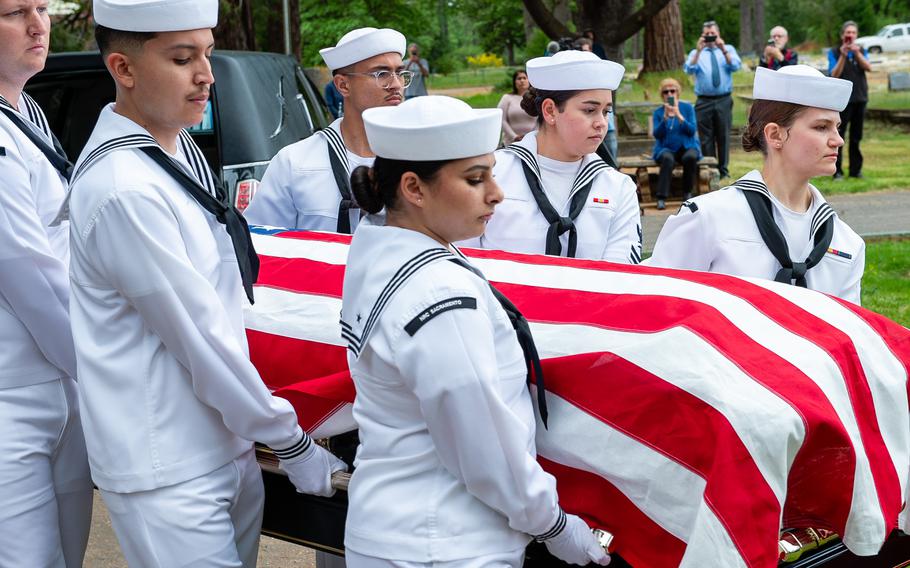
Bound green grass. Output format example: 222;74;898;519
861;237;910;326
726;124;910;194
868;90;910;110
459;91;506;109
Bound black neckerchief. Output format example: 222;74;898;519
449;251;549;428
61;130;259;304
506;143;608;257
0;93;73;180
318;126;358;234
736;178;835;288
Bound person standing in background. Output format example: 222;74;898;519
498;69;536;145
404;42;429;98
0;1;93;565
684;20;741;179
828;20;870;180
759;26;798;70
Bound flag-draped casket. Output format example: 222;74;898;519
244;227;910;568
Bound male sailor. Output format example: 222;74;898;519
244;27;408;232
0;1;92;565
60;1;345;565
464;51;642;264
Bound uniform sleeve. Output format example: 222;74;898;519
392;293;561;537
0;144;76;378
602;176;643;265
87;189;304;450
649;200;715;271
243;150;299;229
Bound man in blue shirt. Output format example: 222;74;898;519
684;21;741;179
828;20;871;179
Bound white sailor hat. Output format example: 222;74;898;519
320;28;407;72
526;50;625;91
753;65;852;111
93;0;218;32
363;96;502;161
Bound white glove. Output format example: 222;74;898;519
275;434;347;497
538;511;611;566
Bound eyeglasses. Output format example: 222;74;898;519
661;89;678;94
342;70;413;89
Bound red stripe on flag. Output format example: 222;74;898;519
247;329;348;391
539;456;688;567
274;370;356;433
545;353;782;567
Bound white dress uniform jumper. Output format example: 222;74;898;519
651;66;864;304
341;225;561;566
243;118;373;232
649;170;865;303
468;131;643;263
0;92;93;568
62;102;312;565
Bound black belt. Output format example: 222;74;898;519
697;93;731;100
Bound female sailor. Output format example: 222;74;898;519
466;50;642;264
649;65;865;304
340;95;611;568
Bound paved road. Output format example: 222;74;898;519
642;189;910;253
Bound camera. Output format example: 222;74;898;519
703;34;717;43
767;38;776;46
667;95;675;106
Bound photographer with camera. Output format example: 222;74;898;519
828;20;870;180
651;78;701;210
759;26;798;70
684;20;741;179
404;42;429;98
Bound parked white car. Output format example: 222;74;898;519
855;23;910;53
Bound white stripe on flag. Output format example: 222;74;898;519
245;286;345;346
252;232;350;264
535;391;749;568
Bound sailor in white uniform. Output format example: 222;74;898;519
464;50;642;264
59;2;345;565
650;65;865;304
244;27;408;232
0;1;92;565
340;96;611;568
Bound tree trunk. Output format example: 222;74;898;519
214;0;255;50
739;0;753;56
522;6;536;44
264;0;300;58
507;41;516;66
641;0;684;72
753;0;765;54
631;30;641;59
522;0;673;63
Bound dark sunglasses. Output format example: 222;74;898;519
661;89;678;94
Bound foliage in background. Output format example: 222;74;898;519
862;238;910;327
454;0;526;65
467;53;506;68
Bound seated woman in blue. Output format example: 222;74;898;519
651;78;701;210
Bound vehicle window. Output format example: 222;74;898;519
877;27;889;37
26;71;114;160
892;28;904;37
296;70;331;132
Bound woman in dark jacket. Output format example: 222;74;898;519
651;78;701;209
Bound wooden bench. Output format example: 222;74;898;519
618;155;720;206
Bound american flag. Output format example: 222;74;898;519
244;227;910;568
